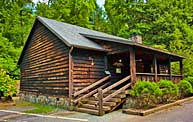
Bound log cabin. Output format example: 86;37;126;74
18;16;184;115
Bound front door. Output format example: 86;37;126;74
107;53;130;82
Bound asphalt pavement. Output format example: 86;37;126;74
0;100;193;122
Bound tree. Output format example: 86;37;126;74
36;0;96;28
0;0;34;79
92;5;111;33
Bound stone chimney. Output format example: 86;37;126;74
130;33;142;44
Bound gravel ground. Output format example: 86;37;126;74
0;100;193;122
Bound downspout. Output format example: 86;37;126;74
69;46;74;106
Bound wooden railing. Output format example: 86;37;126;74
97;75;131;115
158;74;182;83
136;73;182;83
73;75;111;103
94;75;131;97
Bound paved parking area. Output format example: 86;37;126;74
0;100;193;122
0;110;88;122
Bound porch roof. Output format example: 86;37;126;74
83;34;184;59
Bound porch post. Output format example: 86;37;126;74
180;60;184;79
129;47;136;84
153;55;158;82
168;56;172;80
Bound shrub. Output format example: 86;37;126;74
0;68;16;98
185;76;193;88
178;80;193;98
130;81;162;108
158;80;179;103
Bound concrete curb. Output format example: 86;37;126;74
122;96;193;116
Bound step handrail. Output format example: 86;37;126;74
97;75;131;115
103;82;131;102
73;82;110;103
73;75;111;97
94;75;131;97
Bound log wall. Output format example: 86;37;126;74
72;49;106;93
20;22;69;96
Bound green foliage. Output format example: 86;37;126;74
92;5;111;33
0;68;17;97
185;76;193;87
130;81;162;108
178;80;193;98
0;0;34;80
36;0;96;28
158;80;179;103
152;44;167;50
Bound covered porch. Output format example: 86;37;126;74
107;45;184;84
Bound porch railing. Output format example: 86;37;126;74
97;75;131;115
136;73;182;83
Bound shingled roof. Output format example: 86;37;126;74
37;16;132;51
18;16;183;64
39;17;184;57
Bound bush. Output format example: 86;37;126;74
158;80;179;103
185;76;193;88
178;80;193;98
130;81;162;108
0;68;16;98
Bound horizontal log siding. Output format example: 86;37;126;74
20;22;69;96
72;49;105;92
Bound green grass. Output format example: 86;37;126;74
15;101;33;107
24;103;57;114
16;101;58;114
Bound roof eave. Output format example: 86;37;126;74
80;33;133;45
73;44;108;52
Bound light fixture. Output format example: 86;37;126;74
136;59;142;62
89;56;95;66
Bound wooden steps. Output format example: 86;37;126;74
103;93;126;98
74;75;131;116
76;107;99;115
81;104;111;111
75;89;130;115
87;97;122;102
86;100;117;106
